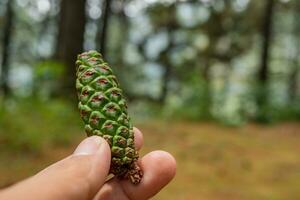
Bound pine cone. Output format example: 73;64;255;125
75;50;142;184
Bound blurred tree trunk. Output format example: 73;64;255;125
55;0;86;100
38;8;52;43
256;0;275;119
288;2;300;102
0;0;14;97
289;63;299;102
159;53;172;104
201;58;212;119
259;0;275;84
96;0;112;59
113;3;128;67
158;29;174;104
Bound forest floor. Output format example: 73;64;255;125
1;121;300;200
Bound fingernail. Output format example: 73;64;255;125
73;136;102;155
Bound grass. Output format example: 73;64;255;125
145;121;300;200
0;101;300;199
0;99;82;153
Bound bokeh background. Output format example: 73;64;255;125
0;0;300;199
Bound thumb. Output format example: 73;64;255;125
0;136;111;200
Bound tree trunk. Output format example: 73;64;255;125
159;55;172;104
96;0;112;59
288;1;300;102
158;30;174;104
1;0;14;97
289;66;299;102
55;0;86;99
256;0;275;121
201;58;212;119
259;0;275;84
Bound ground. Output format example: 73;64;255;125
1;121;300;200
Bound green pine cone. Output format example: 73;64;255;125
75;50;142;184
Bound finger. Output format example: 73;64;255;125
133;127;143;150
0;136;111;200
120;151;176;200
94;151;176;200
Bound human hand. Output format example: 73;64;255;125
0;128;176;200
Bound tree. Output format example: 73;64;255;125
158;29;174;104
259;0;275;84
288;1;300;102
256;0;275;121
1;0;14;97
96;0;112;59
55;0;87;99
146;3;178;104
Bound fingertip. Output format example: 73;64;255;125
73;136;112;197
149;150;177;179
120;151;176;200
89;135;112;174
142;150;176;187
133;127;144;150
133;127;142;135
73;135;103;155
97;136;112;156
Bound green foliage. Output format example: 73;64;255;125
0;0;298;126
251;84;300;123
263;103;300;123
163;77;213;121
34;60;65;79
0;98;81;153
32;61;65;99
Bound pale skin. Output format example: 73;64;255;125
0;128;176;200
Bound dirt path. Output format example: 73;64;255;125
1;122;300;200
